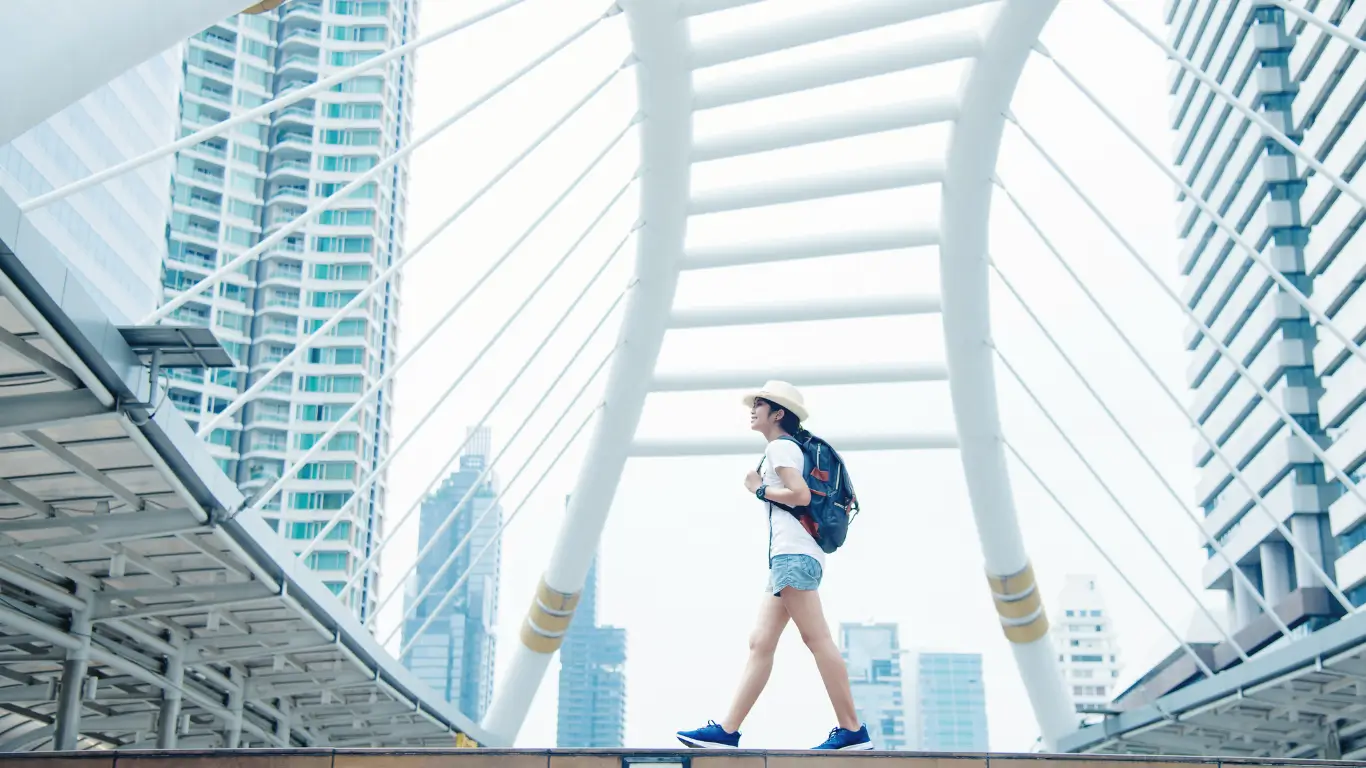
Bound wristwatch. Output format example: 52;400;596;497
756;484;768;501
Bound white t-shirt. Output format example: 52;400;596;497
761;438;826;567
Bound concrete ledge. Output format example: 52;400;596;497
1;752;1361;768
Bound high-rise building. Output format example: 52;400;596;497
557;546;627;748
910;652;989;751
1050;575;1122;713
840;622;908;750
0;48;181;324
401;427;501;720
158;0;415;618
1164;0;1366;644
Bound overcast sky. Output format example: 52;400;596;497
375;0;1199;751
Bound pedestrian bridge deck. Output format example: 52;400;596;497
0;752;1357;768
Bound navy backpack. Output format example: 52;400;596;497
760;431;860;553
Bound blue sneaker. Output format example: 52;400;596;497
677;720;740;749
812;725;874;750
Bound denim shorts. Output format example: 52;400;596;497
766;554;823;596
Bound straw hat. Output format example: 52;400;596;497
741;381;809;423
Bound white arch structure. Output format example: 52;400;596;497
0;0;1080;750
485;0;1077;747
15;0;1366;755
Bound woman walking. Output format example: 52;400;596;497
676;381;872;751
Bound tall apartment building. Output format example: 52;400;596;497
401;427;501;720
159;0;415;619
557;550;627;748
1164;0;1366;649
911;652;989;751
840;622;908;750
1049;575;1122;713
0;49;181;324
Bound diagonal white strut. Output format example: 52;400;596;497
1005;442;1217;678
990;260;1296;641
1005;126;1357;613
483;0;692;743
935;0;1076;749
16;0;538;211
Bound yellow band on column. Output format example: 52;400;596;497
986;562;1050;644
519;577;581;653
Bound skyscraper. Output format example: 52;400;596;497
841;622;908;750
0;49;181;324
401;427;501;720
1050;575;1122;714
911;652;989;751
557;549;627;748
1165;0;1366;642
158;0;415;619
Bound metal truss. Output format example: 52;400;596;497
0;218;488;749
1059;611;1366;758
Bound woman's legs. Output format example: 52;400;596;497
719;595;790;733
780;586;860;731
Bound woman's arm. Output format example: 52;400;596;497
766;466;812;507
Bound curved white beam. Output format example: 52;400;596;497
481;0;692;745
631;432;959;456
936;0;1076;749
0;0;252;146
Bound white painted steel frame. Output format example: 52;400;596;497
482;0;692;743
483;0;1080;747
936;0;1077;749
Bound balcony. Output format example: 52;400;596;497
194;31;237;52
274;132;315;151
283;1;322;21
274;105;316;126
267;187;309;205
264;264;304;283
279;53;320;75
282;27;321;46
187;168;226;190
180;195;222;215
188;141;227;160
188;56;235;82
269;159;312;179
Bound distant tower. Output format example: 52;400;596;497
1050;574;1122;716
910;652;989;751
840;622;907;749
401;427;501;720
556;495;628;747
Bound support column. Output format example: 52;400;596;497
224;669;246;748
1261;540;1293;606
937;0;1072;749
481;0;692;746
156;634;184;749
0;0;269;146
1291;514;1328;589
1232;565;1261;630
274;696;291;745
52;588;93;751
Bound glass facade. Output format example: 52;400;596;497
841;622;907;750
400;428;501;719
911;653;988;751
159;0;415;619
0;47;181;323
557;552;627;748
1164;0;1366;628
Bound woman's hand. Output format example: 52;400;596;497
744;469;762;494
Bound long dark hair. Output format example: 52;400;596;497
758;397;803;436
